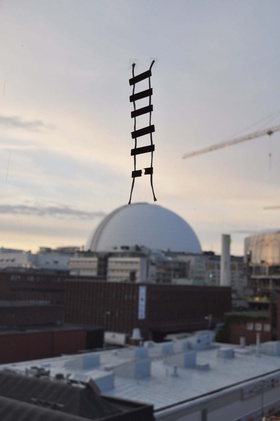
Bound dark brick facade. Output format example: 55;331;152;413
0;271;65;328
0;328;87;364
0;271;231;344
64;281;231;340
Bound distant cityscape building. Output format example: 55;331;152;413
0;246;78;272
70;202;247;291
69;246;158;283
177;251;247;294
245;231;280;292
69;247;247;294
0;202;248;293
0;245;246;293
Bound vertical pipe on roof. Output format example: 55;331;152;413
220;234;231;287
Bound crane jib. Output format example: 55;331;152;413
182;124;280;159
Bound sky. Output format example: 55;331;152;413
1;0;280;255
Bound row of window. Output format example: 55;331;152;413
246;322;271;332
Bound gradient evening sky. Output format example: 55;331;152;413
1;0;280;255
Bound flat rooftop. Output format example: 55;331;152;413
2;331;280;413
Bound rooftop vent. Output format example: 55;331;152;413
69;370;114;392
54;373;67;382
88;374;114;393
217;347;235;359
171;365;178;377
64;354;100;371
105;331;127;346
161;342;174;355
164;350;196;369
114;358;151;379
115;346;148;361
188;331;214;350
25;366;50;377
261;341;280;356
196;363;210;371
173;339;190;353
146;341;174;358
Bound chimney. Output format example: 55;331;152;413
240;336;246;348
130;328;143;346
256;332;261;357
220;234;231;286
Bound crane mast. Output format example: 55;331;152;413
182;124;280;159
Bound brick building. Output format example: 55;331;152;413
0;271;104;364
64;281;231;340
0;270;231;345
216;311;271;345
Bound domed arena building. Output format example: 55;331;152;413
86;202;201;254
70;203;244;289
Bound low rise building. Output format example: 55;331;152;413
0;270;231;342
216;310;271;345
3;332;280;421
64;281;231;341
0;247;78;273
0;370;153;421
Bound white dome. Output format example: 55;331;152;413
86;203;201;253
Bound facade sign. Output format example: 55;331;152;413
138;285;146;320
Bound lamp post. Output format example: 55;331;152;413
260;379;265;421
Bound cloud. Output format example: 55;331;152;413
0;204;105;220
0;115;55;132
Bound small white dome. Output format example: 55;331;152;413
86;203;201;253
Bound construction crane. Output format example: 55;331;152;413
182;124;280;159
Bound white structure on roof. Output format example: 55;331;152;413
86;203;201;254
220;234;231;287
0;247;75;271
3;332;280;420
